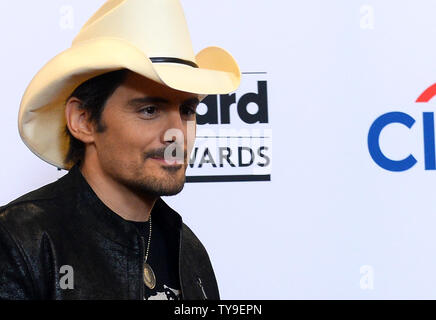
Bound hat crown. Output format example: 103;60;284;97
73;0;196;62
19;0;240;170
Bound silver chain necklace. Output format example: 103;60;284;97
143;215;156;289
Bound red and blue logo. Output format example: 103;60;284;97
368;84;436;171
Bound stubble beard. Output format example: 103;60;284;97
119;164;187;198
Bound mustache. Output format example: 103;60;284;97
145;145;187;160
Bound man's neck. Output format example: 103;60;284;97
78;160;156;222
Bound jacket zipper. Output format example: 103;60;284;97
197;277;208;300
140;236;145;300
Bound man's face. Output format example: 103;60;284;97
90;71;199;197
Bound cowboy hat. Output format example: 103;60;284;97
18;0;241;170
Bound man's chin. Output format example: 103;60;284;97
123;174;186;198
158;187;184;197
156;178;186;196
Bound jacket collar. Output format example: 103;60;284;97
61;163;183;248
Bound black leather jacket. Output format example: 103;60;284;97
0;164;219;300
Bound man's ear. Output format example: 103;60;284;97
65;97;95;144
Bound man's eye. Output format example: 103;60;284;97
140;106;158;116
181;105;196;116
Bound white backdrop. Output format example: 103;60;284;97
2;0;436;299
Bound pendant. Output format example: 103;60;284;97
143;262;156;290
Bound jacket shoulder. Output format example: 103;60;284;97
0;174;72;234
0;176;71;300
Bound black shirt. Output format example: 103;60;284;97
128;217;181;300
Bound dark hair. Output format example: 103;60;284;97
63;69;129;167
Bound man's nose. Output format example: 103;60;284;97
163;110;185;144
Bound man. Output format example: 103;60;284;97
0;0;240;300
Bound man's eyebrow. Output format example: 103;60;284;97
181;97;200;106
127;96;200;107
127;96;170;106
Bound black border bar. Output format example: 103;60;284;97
186;175;271;183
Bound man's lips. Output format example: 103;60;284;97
150;157;184;165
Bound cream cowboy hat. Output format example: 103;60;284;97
18;0;241;170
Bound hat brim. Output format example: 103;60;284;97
18;38;241;170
